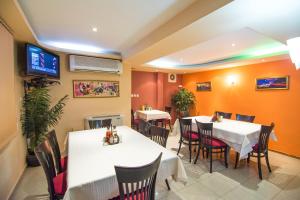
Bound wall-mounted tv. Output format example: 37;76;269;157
25;43;60;79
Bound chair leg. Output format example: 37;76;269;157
234;152;239;169
247;153;250;164
209;149;213;173
165;179;171;190
224;147;228;168
189;141;192;163
169;120;173;132
202;147;205;159
194;143;201;164
177;141;182;155
258;153;262;179
265;152;272;173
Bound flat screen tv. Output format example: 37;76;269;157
25;43;60;79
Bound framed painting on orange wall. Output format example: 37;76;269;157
196;81;212;91
255;76;289;90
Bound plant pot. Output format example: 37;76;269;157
26;153;40;167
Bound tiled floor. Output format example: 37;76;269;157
10;134;300;200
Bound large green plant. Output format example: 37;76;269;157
171;88;195;114
21;87;68;152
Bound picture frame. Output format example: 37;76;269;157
196;81;212;91
255;76;289;90
73;80;120;98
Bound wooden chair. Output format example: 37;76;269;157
195;120;228;173
34;140;67;200
215;111;232;119
113;153;162;200
149;126;171;190
235;123;275;179
131;109;139;130
138;119;152;137
177;118;200;163
236;114;255;123
155;106;173;131
46;130;67;174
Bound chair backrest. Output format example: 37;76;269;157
34;140;56;200
131;109;135;124
195;120;213;147
236;114;255;123
165;106;172;114
138;119;152;137
179;118;193;139
46;130;62;174
149;126;169;147
101;119;112;128
114;153;162;200
258;123;275;152
215;111;232;119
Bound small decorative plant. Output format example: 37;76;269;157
21;86;68;154
171;88;195;117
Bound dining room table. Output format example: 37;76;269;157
63;126;187;200
172;116;277;159
135;109;171;121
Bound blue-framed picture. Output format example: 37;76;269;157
196;81;212;91
256;76;289;90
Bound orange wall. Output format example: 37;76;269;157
182;59;300;157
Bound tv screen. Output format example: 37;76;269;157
26;44;60;79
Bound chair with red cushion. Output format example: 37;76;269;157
234;114;255;169
138;119;152;137
149;126;170;190
177;118;201;163
195;120;228;173
46;130;67;174
34;140;67;200
131;109;139;130
215;111;232;119
112;153;162;200
155;106;173;131
235;123;274;179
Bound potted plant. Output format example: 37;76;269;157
171;88;195;117
21;86;68;166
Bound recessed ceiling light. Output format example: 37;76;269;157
231;43;236;47
92;27;98;32
262;59;265;62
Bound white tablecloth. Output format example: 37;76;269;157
135;110;171;121
64;126;187;200
172;116;277;159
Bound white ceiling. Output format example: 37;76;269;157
17;0;195;55
15;0;300;72
147;28;288;68
145;0;300;71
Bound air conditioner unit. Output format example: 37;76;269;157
69;55;123;74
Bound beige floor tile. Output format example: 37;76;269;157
239;177;281;200
273;175;300;200
222;186;264;200
177;182;220;200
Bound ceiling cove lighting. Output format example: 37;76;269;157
45;41;105;54
92;27;98;32
287;37;300;70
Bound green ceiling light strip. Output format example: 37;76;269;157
175;44;288;68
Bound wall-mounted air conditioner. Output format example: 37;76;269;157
69;55;123;74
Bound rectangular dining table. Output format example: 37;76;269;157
135;109;171;121
172;116;277;159
64;126;187;200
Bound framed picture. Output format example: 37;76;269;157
196;81;212;91
256;76;289;90
73;80;120;98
